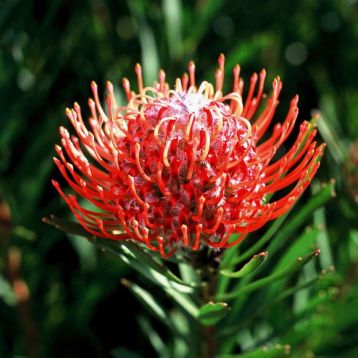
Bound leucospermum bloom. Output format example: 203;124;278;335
53;55;325;257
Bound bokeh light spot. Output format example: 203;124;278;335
285;42;308;66
17;68;35;91
116;16;138;39
213;15;234;38
320;12;340;32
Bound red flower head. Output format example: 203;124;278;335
53;55;325;257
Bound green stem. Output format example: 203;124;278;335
188;247;220;358
200;267;217;358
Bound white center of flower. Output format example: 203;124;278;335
154;91;210;118
177;92;210;114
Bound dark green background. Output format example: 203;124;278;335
0;0;357;356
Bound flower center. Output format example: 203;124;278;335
114;90;264;245
173;92;210;114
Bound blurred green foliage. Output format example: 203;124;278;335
0;0;357;357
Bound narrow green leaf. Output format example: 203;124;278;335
43;215;89;237
272;226;320;274
218;220;281;295
118;252;199;318
138;316;170;358
317;105;346;164
0;274;17;306
229;181;334;268
165;286;199;317
349;229;358;262
119;241;198;288
220;252;268;278
187;0;224;46
293;117;318;161
98;241;195;294
68;234;97;271
44;216;196;289
197;301;231;326
170;309;190;335
265;180;335;255
217;343;291;358
218;274;322;338
178;262;199;285
121;279;170;329
13;225;37;241
219;239;241;269
111;347;143;358
162;0;183;60
217;242;242;295
217;250;320;300
169;310;191;358
255;286;339;348
312;182;334;268
228;213;288;267
127;0;159;84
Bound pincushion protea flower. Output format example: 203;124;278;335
52;55;325;257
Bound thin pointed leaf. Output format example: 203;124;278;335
217;343;291;358
119;241;198;288
44;216;196;289
232;181;335;267
220;252;268;278
227;213;288;268
317;108;346;164
267;181;335;255
111;347;143;358
254;286;339;348
219;240;241;269
217;250;320;300
138;316;170;358
162;0;183;60
197;301;231;326
118;257;199;317
293;117;318;160
312;182;333;268
127;0;159;84
93;239;194;294
188;0;224;45
13;225;37;241
43;215;90;236
217;244;241;295
165;286;199;317
170;309;190;335
178;262;199;285
218;275;321;338
0;274;17;306
169;310;191;357
272;226;320;274
121;279;172;330
68;233;97;270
